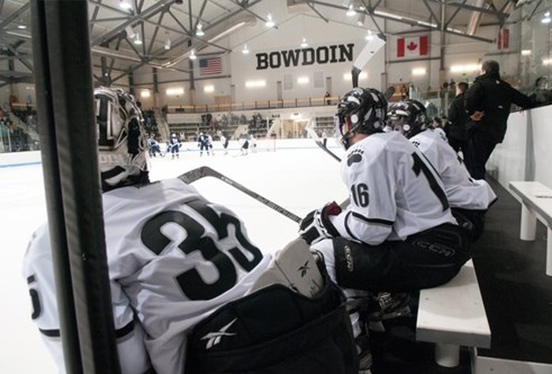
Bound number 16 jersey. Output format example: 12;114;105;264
329;131;457;246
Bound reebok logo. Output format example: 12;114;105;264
347;149;364;166
298;260;310;277
201;319;237;350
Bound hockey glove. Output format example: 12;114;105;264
299;202;342;245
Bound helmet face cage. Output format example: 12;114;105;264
95;87;148;190
387;99;427;138
334;87;387;150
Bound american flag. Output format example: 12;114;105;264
199;56;222;76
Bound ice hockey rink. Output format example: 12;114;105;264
0;139;347;374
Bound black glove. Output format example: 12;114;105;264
299;202;342;244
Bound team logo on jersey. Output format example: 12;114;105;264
201;318;237;350
298;260;311;277
411;140;420;148
347;149;364;166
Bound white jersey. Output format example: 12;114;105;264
23;178;271;374
329;132;457;245
410;129;497;210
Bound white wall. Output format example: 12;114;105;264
488;105;552;189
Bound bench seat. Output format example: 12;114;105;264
416;260;491;367
509;181;552;276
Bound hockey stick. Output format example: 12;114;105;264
352;33;386;88
178;166;302;223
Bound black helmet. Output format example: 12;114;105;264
387;99;428;138
334;87;387;149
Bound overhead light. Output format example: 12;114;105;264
300;37;308;48
521;49;531;56
125;26;136;39
196;23;204;36
242;44;250;54
365;30;374;41
374;10;403;20
208;21;246;44
133;32;142;45
297;76;309;84
165;38;171;50
166;88;184;96
343;72;367;80
346;5;356;17
140;90;151;98
542;58;552;65
204;85;215;93
265;14;275;27
450;63;481;73
119;0;132;10
542;11;551;24
189;50;197;60
17;25;26;29
245;80;266;88
412;68;426;76
356;13;366;26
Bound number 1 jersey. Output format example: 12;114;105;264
329;131;457;245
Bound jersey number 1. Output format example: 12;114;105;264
411;152;449;211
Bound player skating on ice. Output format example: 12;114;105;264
197;132;210;156
147;135;162;157
207;132;214;155
298;87;472;372
24;87;359;374
169;132;180;159
219;131;229;155
239;135;249;156
387;99;497;242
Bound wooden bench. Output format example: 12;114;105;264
416;260;491;367
509;181;552;276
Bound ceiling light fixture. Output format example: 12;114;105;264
133;32;142;45
165;38;171;50
365;30;374;41
265;14;275;27
542;11;551;24
17;24;26;29
196;23;204;36
346;5;356;17
356;13;366;26
119;0;132;10
242;44;250;54
300;37;308;48
190;50;197;60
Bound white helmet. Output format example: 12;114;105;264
95;87;149;191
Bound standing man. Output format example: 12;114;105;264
464;60;533;179
447;82;470;155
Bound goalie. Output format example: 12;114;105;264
23;87;358;374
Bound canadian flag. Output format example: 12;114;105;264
497;28;509;50
397;36;429;58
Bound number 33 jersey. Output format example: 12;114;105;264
23;178;271;374
329;131;457;246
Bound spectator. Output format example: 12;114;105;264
447;82;470;155
324;91;331;105
529;76;552;106
464;60;533;179
24;87;357;374
298;87;471;372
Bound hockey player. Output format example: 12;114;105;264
24;87;358;374
239;135;250;156
298;88;472;370
207;132;214;154
219;131;229;155
169;132;180;159
387;99;497;241
197;132;210;156
147;135;162;157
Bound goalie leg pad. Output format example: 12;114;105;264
185;268;358;374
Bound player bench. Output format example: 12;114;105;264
416;260;491;368
509;181;552;276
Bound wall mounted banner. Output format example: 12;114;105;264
256;43;355;70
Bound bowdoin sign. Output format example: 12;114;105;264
256;43;354;70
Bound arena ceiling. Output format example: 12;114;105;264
0;0;539;87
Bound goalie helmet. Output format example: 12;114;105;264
95;87;149;191
387;99;428;139
334;87;387;150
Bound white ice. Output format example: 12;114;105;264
0;139;347;373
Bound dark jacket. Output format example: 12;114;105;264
465;72;533;143
447;92;469;141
